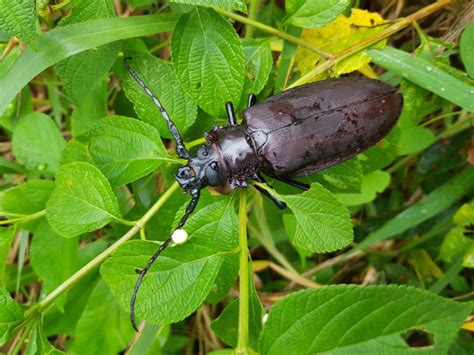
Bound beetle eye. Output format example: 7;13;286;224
210;161;218;171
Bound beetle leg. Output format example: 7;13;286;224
254;184;287;210
272;176;309;191
225;102;237;126
247;93;257;108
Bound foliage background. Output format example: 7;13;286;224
0;0;473;353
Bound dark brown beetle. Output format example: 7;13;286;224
124;59;403;330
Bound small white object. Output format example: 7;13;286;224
171;229;188;244
262;313;269;324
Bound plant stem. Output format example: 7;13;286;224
288;0;453;87
236;189;250;354
0;210;46;225
244;0;259;39
26;182;180;316
213;7;330;58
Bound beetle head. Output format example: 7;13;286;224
175;144;226;192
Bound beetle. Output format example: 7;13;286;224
124;58;403;330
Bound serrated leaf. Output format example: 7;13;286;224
280;183;353;253
0;180;55;218
68;280;133;355
460;22;474;78
295;9;387;77
259;285;470;354
170;0;246;12
171;7;245;117
241;39;273;98
0;13;179;117
0;0;38;47
319;158;362;192
101;196;239;324
121;53;197;138
206;249;238;304
336;170;391;207
0;227;24;346
286;0;350;29
78;116;175;186
60;139;93;165
46;162;121;238
29;220;78;310
12;113;66;175
368;47;474;112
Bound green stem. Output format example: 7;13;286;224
0;210;46;225
236;189;250;354
25;182;179;317
213;7;329;58
244;0;259;39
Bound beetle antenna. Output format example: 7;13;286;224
130;189;200;331
124;57;190;160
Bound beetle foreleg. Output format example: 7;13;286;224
272;176;309;191
225;102;237;126
254;184;287;209
247;93;257;108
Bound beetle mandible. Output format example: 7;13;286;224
124;58;403;330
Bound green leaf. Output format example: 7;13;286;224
319;158;362;192
29;220;78;310
171;7;245;117
78;116;175;186
0;13;179;117
0;0;38;47
101;195;239;324
68;280;134;355
60;139;94;165
398;126;435;156
0;180;55;218
121;53;197;138
12;113;66;175
357;166;474;251
280;183;353;253
0;227;24;346
368;47;474;112
259;285;470;354
25;321;64;355
170;0;246;12
240;39;273;103
211;267;263;348
46;162;121;238
56;0;120;107
336;170;391;207
360;125;400;173
286;0;350;29
460;22;474;78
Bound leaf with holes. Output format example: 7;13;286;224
171;7;245;117
101;195;239;324
121;52;197;138
46;162;121;238
280;183;353;253
259;285;470;354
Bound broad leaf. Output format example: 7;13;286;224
68;280;133;355
171;7;245;117
0;0;38;47
30;220;78;310
121;53;197;138
0;227;24;346
360;126;400;173
0;13;179;117
259;285;470;354
286;0;350;29
460;22;474;78
12;113;66;175
78;116;175;186
280;183;353;253
0;180;55;218
101;196;239;324
46;162;121;238
336;170;391;207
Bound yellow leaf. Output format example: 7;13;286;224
295;8;388;78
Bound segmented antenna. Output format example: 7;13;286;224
124;57;190;160
130;189;200;331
